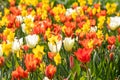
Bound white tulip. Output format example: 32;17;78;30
43;77;49;80
90;26;97;32
23;15;34;22
0;45;3;56
65;7;81;16
66;8;75;16
21;23;25;33
63;37;74;51
48;40;62;53
109;16;120;30
12;38;23;52
16;15;23;23
25;34;39;48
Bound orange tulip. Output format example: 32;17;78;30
45;64;56;79
109;52;114;61
12;66;28;80
48;52;56;60
107;36;116;45
0;56;4;67
24;54;41;72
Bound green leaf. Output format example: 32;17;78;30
72;59;81;77
97;78;102;80
80;76;86;80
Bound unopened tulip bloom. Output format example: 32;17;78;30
0;45;3;56
25;34;39;48
48;40;62;53
109;16;120;30
12;38;23;52
63;37;74;51
48;35;62;53
43;77;49;80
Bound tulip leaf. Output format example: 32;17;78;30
80;76;86;80
72;58;80;78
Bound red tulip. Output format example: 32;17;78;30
48;52;55;60
82;5;88;11
65;27;73;37
15;20;20;28
100;10;106;16
60;14;66;23
69;55;74;68
74;48;93;63
12;66;28;80
32;26;41;34
24;54;41;72
0;57;4;67
45;64;56;79
117;35;120;42
90;19;96;26
10;6;21;15
107;36;116;45
109;52;114;61
94;3;100;9
10;0;15;6
22;45;29;51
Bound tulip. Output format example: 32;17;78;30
0;45;3;56
69;55;74;68
109;52;114;61
24;54;41;72
109;16;120;30
16;15;23;23
48;52;55;60
48;40;62;53
21;23;25;33
65;8;75;16
0;56;4;67
45;64;56;79
107;36;116;45
12;66;28;80
63;37;74;51
74;48;93;63
54;53;61;65
43;77;50;80
12;38;23;52
25;34;39;48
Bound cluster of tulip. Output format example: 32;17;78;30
0;0;120;80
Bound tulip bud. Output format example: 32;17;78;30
63;37;74;51
43;77;50;80
109;52;114;61
109;17;120;30
25;34;39;48
12;38;23;52
69;55;74;68
22;45;29;51
0;45;3;56
0;56;4;67
48;40;62;53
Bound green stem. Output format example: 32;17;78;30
30;73;33;80
0;69;2;79
87;68;91;80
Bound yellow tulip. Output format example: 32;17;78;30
54;53;61;65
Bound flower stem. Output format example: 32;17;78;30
87;68;91;80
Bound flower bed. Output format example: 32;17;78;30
0;0;120;80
